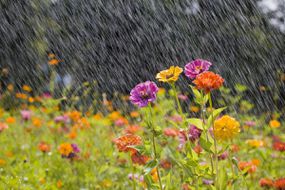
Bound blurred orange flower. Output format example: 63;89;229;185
269;120;281;128
113;134;142;153
6;117;16;124
38;142;51;153
58;143;73;156
22;85;32;92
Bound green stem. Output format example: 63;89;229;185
148;104;163;190
49;68;56;97
171;83;183;117
200;91;214;175
209;93;219;190
131;154;136;190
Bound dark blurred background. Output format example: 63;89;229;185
1;0;285;110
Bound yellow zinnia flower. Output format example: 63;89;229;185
22;85;32;92
156;66;183;83
214;115;240;141
246;139;265;148
269;120;280;128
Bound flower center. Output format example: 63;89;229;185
165;73;174;79
195;65;203;71
140;90;149;99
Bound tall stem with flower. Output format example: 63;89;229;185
129;81;163;189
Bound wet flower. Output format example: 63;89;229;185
178;94;188;101
16;93;28;100
156;66;183;83
269;119;281;128
203;179;214;185
48;59;60;66
0;123;8;132
124;125;141;135
193;71;224;93
5;117;15;124
244;121;256;127
129;81;158;107
130;111;140;118
273;141;285;152
274;178;285;190
246;139;265;148
218;151;228;160
22;85;32;92
114;117;129;126
32;118;42;128
131;152;149;165
114;134;142;153
259;178;273;188
184;59;212;79
194;144;203;154
38;142;51;153
178;125;202;148
68;131;77;139
58;143;73;156
213;115;240;141
71;144;80;153
168;115;183;123
163;128;179;137
20;110;32;121
54;115;69;124
238;161;257;174
189;105;200;113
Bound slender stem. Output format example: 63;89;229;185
171;83;183;117
148;104;163;190
209;93;219;190
49;68;56;97
200;91;214;175
131;155;136;190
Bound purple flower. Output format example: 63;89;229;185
71;144;80;153
178;94;188;101
184;59;212;79
188;125;202;141
20;110;32;121
244;121;256;127
178;125;202;149
203;179;214;185
129;81;159;107
54;115;69;124
218;151;229;160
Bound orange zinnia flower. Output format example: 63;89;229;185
238;161;257;174
6;117;16;124
38;142;51;153
58;143;73;156
274;178;285;190
259;178;273;188
113;134;142;153
131;152;150;165
48;59;60;66
193;71;224;93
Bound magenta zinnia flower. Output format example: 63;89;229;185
184;59;212;79
20;110;32;121
129;81;159;107
178;125;202;149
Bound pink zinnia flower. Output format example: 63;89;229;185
129;81;158;107
20;110;32;121
0;123;8;132
184;59;212;79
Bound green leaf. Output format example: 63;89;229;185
200;137;213;153
207;107;227;129
143;160;159;175
187;118;204;130
234;83;247;93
